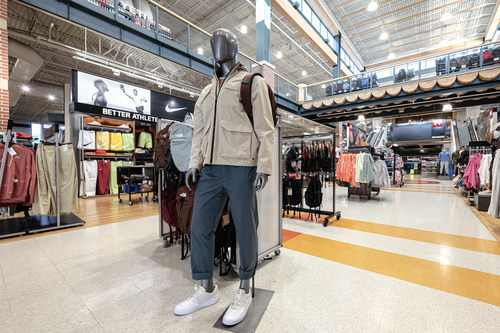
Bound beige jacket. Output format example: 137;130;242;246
189;63;274;175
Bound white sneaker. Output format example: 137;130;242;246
222;288;252;326
174;285;219;316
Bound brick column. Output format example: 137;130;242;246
0;0;8;131
258;60;275;88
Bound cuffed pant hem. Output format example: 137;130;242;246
238;270;255;280
192;272;213;280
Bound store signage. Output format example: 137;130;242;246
390;119;446;141
71;70;195;122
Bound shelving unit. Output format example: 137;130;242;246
421;156;439;177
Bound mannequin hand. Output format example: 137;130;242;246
186;168;199;191
254;173;269;192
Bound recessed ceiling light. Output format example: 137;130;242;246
241;25;248;34
367;1;379;12
157;83;164;89
388;53;396;60
302;70;307;76
48;94;55;101
276;51;283;59
443;104;453;112
441;12;453;22
379;32;389;40
21;85;30;92
197;48;203;55
112;69;120;76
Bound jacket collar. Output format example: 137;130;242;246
211;62;248;87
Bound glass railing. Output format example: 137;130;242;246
275;73;299;101
305;40;500;102
77;1;265;73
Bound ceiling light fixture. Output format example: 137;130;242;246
241;25;248;34
358;114;365;121
388;53;396;60
379;32;389;40
302;70;307;76
441;12;453;22
21;85;30;92
48;94;55;101
276;51;283;59
112;69;120;76
197;48;204;55
443;104;453;112
321;84;326;88
367;1;379;12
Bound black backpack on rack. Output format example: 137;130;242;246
396;69;406;83
493;47;500;62
285;145;299;173
450;58;459;72
468;53;480;68
436;58;446;75
289;178;302;206
459;56;469;69
305;176;322;208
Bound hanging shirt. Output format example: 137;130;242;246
0;144;37;206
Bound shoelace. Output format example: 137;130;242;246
229;292;246;310
188;285;206;302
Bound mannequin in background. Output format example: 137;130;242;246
174;28;274;326
439;149;451;176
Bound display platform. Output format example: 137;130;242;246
26;214;85;233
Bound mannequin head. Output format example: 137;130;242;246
211;28;239;77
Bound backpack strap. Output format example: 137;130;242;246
240;73;263;123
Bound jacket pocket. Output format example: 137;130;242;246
219;120;253;159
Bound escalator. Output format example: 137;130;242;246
456;122;472;147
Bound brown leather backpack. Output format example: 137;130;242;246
176;184;196;234
154;123;173;168
240;73;278;126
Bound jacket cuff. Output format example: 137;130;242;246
188;160;202;171
257;166;272;176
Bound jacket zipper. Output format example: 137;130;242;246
209;73;230;164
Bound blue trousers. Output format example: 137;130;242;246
190;165;259;280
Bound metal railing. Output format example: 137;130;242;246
275;73;299;101
304;40;500;102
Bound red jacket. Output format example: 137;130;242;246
0;144;37;206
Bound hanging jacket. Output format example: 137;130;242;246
372;159;390;188
0;144;37;206
189;62;274;175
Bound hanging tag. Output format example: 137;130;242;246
62;145;68;151
8;148;17;156
287;188;292;196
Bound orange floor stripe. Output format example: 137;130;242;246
283;213;500;255
329;218;500;255
284;233;500;307
381;188;456;195
282;229;301;243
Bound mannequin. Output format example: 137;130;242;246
439;149;451;176
175;28;274;326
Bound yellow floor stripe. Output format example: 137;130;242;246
284;233;500;307
330;218;500;255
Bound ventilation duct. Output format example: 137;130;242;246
8;39;45;107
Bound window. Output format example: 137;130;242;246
311;12;320;31
321;24;328;40
302;1;311;22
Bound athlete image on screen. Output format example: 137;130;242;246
92;80;108;107
120;84;148;114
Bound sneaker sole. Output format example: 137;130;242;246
174;295;220;316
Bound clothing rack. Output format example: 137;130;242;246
283;132;341;226
345;146;380;199
464;142;492;205
1;122;85;239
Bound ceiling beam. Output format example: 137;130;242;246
351;0;486;37
271;0;339;68
310;0;364;69
342;0;392;20
365;38;483;68
485;0;500;40
366;16;486;49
